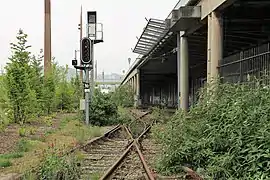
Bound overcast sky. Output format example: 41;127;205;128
0;0;177;74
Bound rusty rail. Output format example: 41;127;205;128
100;119;155;180
99;140;134;180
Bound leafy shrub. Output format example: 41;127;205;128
89;89;119;126
111;84;134;107
155;81;270;179
38;144;81;179
151;107;171;124
117;107;134;125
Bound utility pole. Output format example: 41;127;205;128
90;41;94;101
44;0;52;76
82;38;92;125
85;64;90;125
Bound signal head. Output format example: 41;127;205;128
81;37;91;64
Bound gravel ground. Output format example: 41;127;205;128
109;148;148;180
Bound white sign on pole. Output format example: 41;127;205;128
80;99;85;110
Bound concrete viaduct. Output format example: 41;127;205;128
121;0;270;110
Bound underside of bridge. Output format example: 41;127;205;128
132;0;270;108
140;40;177;107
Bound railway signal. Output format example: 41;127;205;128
81;37;92;64
72;10;103;126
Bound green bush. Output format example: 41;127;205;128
38;145;81;179
117;107;134;125
151;107;171;124
89;89;119;126
111;84;134;107
155;81;270;179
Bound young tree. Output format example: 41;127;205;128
5;29;36;123
29;49;44;116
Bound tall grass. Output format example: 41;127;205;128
154;80;270;179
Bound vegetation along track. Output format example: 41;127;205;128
128;109;203;180
14;110;202;180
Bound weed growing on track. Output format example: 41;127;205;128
154;81;270;179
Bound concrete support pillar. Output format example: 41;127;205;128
134;76;137;94
136;71;140;105
180;36;189;111
177;33;181;109
133;77;135;93
131;78;133;91
207;11;223;83
177;32;189;110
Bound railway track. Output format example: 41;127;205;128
7;108;202;180
78;126;132;179
79;109;203;180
